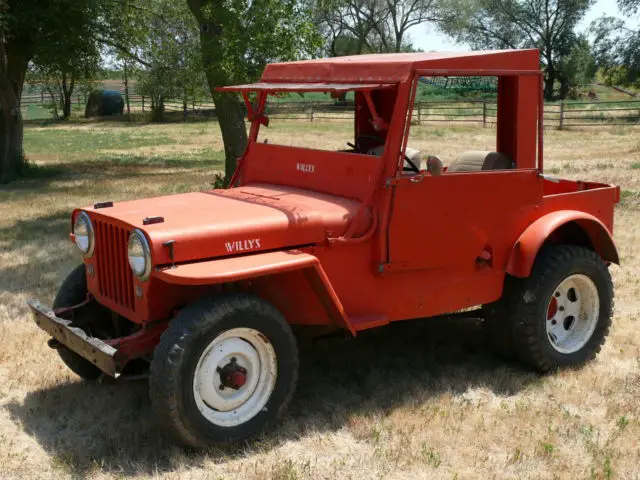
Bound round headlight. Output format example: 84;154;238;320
128;230;152;280
73;212;94;257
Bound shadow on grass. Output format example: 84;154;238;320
0;210;70;245
23;111;220;129
0;155;223;195
23;116;153;129
7;315;538;477
107;154;223;169
0;211;77;300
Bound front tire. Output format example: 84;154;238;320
52;265;112;380
505;245;614;372
149;294;299;448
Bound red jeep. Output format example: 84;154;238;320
29;49;620;448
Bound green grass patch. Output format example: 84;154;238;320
24;127;176;158
540;442;554;456
595;162;614;170
619;190;640;208
20;162;67;180
630;162;640;169
107;148;224;169
22;104;54;121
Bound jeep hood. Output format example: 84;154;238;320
83;183;369;265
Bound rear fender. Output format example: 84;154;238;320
156;251;354;334
506;210;619;278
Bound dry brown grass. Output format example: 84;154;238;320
1;120;639;480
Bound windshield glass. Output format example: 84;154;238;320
252;86;398;155
256;92;355;151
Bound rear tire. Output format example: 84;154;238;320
502;245;613;372
149;294;299;448
53;265;112;380
482;276;522;360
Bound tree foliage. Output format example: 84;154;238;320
556;35;597;98
591;0;640;86
0;0;104;181
315;0;436;55
438;0;594;99
187;0;322;178
0;0;165;182
134;0;206;120
29;2;101;120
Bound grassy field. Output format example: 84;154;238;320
0;119;639;479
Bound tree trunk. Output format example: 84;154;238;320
543;72;555;101
212;92;247;177
558;77;570;100
188;0;248;180
123;60;131;116
46;86;59;119
543;53;556;101
0;87;24;182
62;94;72;119
0;40;30;183
395;32;403;52
151;95;165;122
183;88;188;122
61;75;74;120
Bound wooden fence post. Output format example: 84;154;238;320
417;103;421;124
183;97;188;122
309;104;314;122
482;101;487;126
559;102;565;130
141;96;145;113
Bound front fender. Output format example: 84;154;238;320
506;210;619;278
156;250;354;334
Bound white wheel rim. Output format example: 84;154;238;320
545;274;600;354
193;328;277;427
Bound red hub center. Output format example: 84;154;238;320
547;297;558;320
219;362;248;390
229;370;247;388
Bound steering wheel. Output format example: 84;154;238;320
350;134;420;173
353;134;384;153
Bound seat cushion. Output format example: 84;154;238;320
447;151;513;172
368;146;426;170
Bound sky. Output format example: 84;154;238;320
407;0;640;52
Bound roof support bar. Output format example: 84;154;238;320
242;92;269;126
362;91;388;132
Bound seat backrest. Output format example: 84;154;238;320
447;151;513;172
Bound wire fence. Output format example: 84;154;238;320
266;99;640;128
21;93;640;128
407;100;640;128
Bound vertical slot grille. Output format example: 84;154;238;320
94;220;135;312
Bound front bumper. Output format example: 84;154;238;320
28;300;119;377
